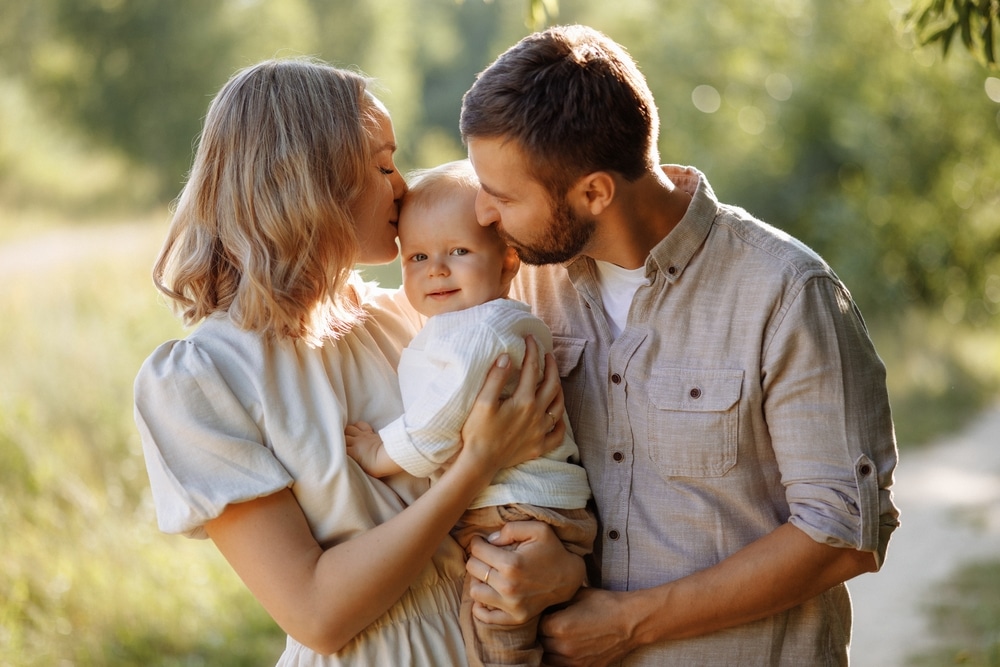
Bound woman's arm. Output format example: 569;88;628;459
206;337;566;654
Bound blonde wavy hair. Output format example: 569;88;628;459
154;58;380;344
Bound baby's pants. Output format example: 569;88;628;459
451;503;597;667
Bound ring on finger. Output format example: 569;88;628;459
483;566;492;585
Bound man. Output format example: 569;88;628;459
459;24;900;666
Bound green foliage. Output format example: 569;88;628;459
30;0;244;200
906;0;1000;70
873;309;1000;446
907;559;1000;666
0;221;285;664
526;0;560;30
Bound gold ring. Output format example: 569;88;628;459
484;567;492;585
546;411;557;423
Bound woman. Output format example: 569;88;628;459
133;58;574;665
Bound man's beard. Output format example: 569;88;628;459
499;199;595;266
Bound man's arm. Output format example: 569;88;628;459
525;522;875;667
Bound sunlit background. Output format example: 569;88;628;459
1;0;998;664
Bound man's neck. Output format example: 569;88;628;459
584;171;692;269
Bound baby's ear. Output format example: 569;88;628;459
500;246;521;292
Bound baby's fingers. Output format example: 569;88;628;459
346;421;375;436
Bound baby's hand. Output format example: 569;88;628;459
345;421;395;477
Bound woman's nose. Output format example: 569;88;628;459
393;170;408;200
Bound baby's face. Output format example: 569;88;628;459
398;194;511;318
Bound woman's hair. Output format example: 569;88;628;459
460;24;659;198
154;57;379;344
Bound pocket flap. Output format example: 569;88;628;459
650;368;743;412
551;336;586;379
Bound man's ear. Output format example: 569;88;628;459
499;246;521;295
568;171;615;216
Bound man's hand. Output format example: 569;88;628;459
467;520;585;625
539;587;639;667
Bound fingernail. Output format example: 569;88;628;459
488;531;502;542
497;354;510;368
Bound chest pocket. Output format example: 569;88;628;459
646;367;743;477
551;336;587;427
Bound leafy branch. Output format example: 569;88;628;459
906;0;1000;69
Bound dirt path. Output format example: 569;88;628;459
0;220;164;277
849;404;1000;666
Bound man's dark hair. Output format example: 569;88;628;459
460;24;659;197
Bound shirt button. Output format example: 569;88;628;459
858;463;873;476
608;530;620;540
611;373;622;384
612;451;624;462
668;266;677;275
689;387;702;399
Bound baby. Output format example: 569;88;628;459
346;159;595;667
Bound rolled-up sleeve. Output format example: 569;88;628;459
763;274;900;567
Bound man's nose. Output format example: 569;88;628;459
475;189;498;228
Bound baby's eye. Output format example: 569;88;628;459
409;253;428;262
450;248;470;256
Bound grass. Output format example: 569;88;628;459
0;212;997;665
0;217;285;666
906;559;1000;666
871;310;1000;448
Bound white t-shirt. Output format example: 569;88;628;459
594;259;649;338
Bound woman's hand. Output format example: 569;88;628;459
465;520;586;624
459;335;565;475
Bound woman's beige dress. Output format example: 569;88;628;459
134;278;467;666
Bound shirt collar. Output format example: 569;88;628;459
646;165;720;283
564;165;721;285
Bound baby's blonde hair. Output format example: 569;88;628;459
154;58;380;344
401;159;506;248
403;159;479;212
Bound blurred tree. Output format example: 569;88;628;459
1;0;997;327
559;0;1000;325
526;0;559;30
29;0;244;199
906;0;1000;70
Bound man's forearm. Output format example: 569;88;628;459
627;523;877;646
